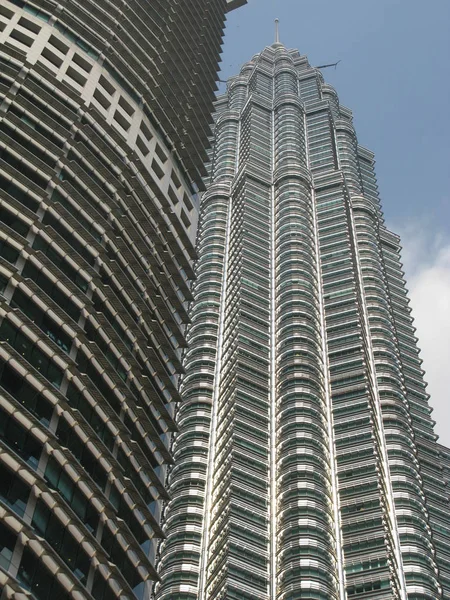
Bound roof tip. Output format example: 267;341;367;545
272;18;284;48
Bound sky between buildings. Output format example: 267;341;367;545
219;0;450;445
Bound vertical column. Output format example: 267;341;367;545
304;74;406;597
155;188;231;599
274;66;338;598
205;176;271;600
156;107;240;600
275;177;338;600
351;201;441;598
212;117;240;182
335;116;363;196
205;94;272;599
377;227;449;598
314;177;399;599
343;127;440;598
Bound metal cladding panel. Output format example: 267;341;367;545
156;43;450;600
0;0;245;598
14;0;235;187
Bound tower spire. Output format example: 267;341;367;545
275;18;280;43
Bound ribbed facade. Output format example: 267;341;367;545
438;445;450;491
156;42;450;600
0;0;245;599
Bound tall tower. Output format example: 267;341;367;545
0;0;246;599
156;40;450;599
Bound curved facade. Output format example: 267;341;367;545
156;43;450;600
0;0;246;599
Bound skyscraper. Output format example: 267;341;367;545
156;37;450;600
0;0;246;599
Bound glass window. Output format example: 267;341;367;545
0;146;47;189
22;262;81;322
0;172;39;212
0;461;30;516
43;455;99;532
0;522;16;571
51;189;102;242
0;319;63;388
18;547;72;600
32;499;90;584
0;205;29;236
31;237;89;293
10;288;72;353
0;121;55;168
0;405;42;468
0;238;19;263
92;571;117;600
42;211;95;266
101;525;142;589
56;418;107;491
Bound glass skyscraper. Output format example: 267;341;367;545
156;40;450;600
0;1;245;599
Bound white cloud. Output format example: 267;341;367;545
395;224;450;447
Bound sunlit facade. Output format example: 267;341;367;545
156;41;450;600
0;0;245;599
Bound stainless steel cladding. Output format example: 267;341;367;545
156;42;450;600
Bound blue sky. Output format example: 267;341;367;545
221;0;450;445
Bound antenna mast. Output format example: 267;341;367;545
274;18;280;44
316;60;341;70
